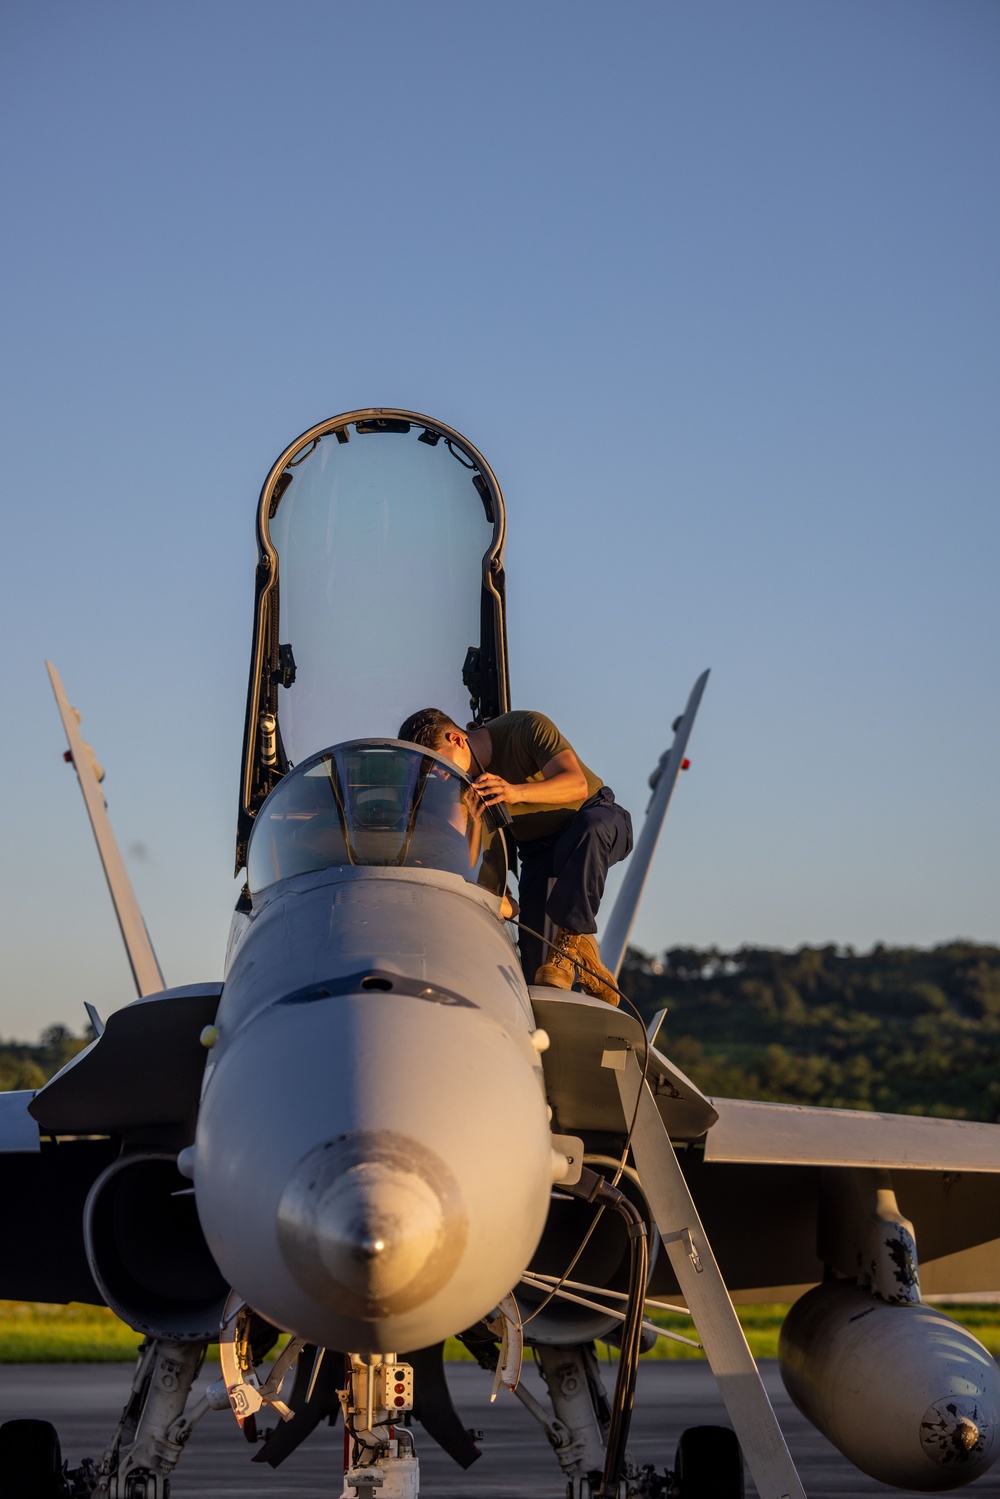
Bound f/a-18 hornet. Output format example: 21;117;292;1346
2;409;999;1499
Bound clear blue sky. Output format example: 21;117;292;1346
1;1;997;1039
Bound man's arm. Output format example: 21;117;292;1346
473;749;588;808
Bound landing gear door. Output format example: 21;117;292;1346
237;409;509;870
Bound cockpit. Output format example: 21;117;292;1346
246;740;508;897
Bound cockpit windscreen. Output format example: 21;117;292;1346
247;741;508;896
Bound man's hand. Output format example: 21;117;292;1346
473;772;515;806
499;890;519;921
472;749;589;809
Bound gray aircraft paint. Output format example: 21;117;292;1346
197;861;556;1355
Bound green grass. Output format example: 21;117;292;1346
0;1303;145;1363
441;1305;792;1363
930;1303;1000;1355
631;1303;786;1360
2;1300;998;1364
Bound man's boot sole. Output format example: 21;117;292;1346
534;965;574;990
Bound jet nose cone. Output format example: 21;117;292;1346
296;1158;446;1302
277;1130;467;1320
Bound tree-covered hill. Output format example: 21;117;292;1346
0;1025;91;1093
619;942;1000;1122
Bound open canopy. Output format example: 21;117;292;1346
236;410;509;870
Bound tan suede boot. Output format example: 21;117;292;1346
533;930;576;990
564;932;619;1006
534;929;620;1006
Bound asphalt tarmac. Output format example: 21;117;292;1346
2;1359;999;1498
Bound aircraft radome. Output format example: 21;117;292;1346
2;409;998;1499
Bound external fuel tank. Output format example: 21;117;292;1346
779;1281;1000;1490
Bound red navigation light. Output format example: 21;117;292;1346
681;758;691;770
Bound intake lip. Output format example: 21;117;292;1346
277;1129;467;1320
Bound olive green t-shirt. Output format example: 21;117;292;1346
479;710;603;843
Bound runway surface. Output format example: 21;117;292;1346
2;1359;1000;1497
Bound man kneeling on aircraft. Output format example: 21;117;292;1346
398;708;632;1005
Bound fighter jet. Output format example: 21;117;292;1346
1;408;999;1499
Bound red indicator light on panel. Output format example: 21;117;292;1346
681;759;691;770
394;1384;405;1393
394;1396;405;1407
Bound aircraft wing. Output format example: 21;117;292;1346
705;1096;1000;1172
531;991;1000;1173
0;1090;41;1153
532;992;1000;1301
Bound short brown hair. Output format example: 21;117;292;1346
397;708;459;750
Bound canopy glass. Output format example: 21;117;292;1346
237;411;508;871
269;424;494;759
247;741;508;897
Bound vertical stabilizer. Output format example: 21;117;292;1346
45;661;165;998
600;670;709;978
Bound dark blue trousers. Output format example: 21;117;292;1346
515;786;633;982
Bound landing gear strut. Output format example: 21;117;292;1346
531;1343;609;1494
339;1353;417;1498
507;1341;667;1499
89;1337;208;1497
0;1339;211;1499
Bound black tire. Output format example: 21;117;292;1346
0;1419;67;1498
674;1424;744;1499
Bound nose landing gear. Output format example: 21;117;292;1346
339;1353;418;1499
